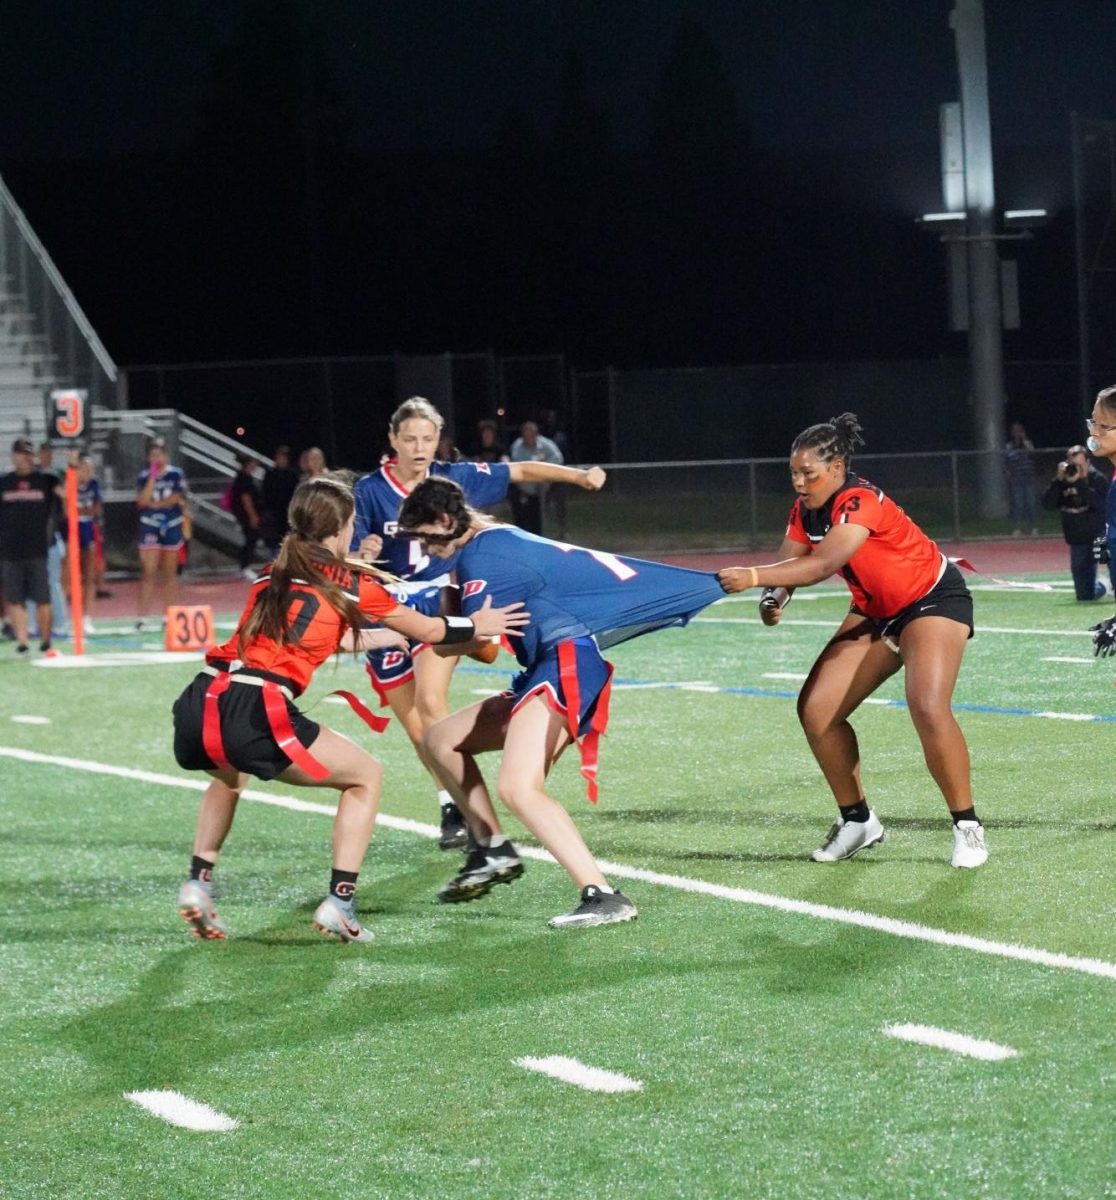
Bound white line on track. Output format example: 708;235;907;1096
514;1055;643;1093
4;745;1116;984
881;1023;1019;1061
762;672;808;681
124;1089;239;1131
11;715;50;725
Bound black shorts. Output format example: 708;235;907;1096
853;562;974;644
172;669;321;781
1;558;50;606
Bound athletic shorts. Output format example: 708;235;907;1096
172;668;321;781
77;521;96;550
508;637;611;735
363;581;443;700
139;512;185;551
1;558;50;606
854;562;974;645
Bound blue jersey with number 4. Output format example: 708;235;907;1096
456;525;724;667
351;460;512;583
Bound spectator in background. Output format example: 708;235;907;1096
436;431;460;462
0;437;62;656
468;419;508;465
538;410;574;540
261;445;299;556
302;447;327;480
136;435;186;630
230;455;263;579
1003;421;1038;537
509;420;564;535
35;442;69;638
1041;444;1108;601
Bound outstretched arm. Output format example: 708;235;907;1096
718;524;869;594
508;461;606;491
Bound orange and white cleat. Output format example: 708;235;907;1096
178;879;228;940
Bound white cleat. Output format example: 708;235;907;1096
810;810;886;862
951;820;988;869
178;879;227;940
312;895;375;943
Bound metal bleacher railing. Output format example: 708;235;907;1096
0;170;118;433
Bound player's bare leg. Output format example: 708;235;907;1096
179;767;247;940
899;616;986;867
385;654;468;848
280;727;384;941
798;613;900;863
423;696;524;902
137;547;160;626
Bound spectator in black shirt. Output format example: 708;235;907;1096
230;455;263;579
1042;444;1109;601
0;438;63;655
261;445;299;556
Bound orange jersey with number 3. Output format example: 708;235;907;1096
208;564;399;693
785;475;943;618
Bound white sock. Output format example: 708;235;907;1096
479;835;508;850
595;884;614;894
437;790;454;808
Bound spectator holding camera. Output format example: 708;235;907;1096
1041;444;1108;601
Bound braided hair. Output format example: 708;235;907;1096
790;412;866;467
237;474;364;657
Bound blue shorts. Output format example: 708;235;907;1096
363;581;444;702
78;520;96;550
139;512;185;551
509;637;611;735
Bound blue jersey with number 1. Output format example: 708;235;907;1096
456;525;724;668
351;460;512;583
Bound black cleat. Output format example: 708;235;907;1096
438;802;469;851
437;842;524;904
548;886;638;930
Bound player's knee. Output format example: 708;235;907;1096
422;718;454;765
797;691;831;739
415;695;449;730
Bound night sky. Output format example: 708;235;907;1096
1;0;1115;450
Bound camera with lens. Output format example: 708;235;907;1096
1061;460;1081;481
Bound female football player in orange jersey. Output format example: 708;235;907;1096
718;413;987;870
172;475;527;944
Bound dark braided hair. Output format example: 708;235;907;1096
397;476;484;540
790;412;866;467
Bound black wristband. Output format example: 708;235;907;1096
439;615;476;645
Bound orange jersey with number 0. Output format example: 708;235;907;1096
785;474;943;618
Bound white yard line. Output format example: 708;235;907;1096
3;745;1116;984
124;1089;239;1131
695;616;1091;637
11;715;50;725
1042;656;1094;664
514;1056;643;1093
881;1023;1019;1061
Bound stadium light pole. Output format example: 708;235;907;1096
951;0;1006;518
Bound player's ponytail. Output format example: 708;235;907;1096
238;475;364;657
791;412;866;467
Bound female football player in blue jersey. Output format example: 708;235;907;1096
136;435;187;630
396;476;725;929
351;397;607;850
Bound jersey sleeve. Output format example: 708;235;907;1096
351;474;376;548
785;500;809;544
357;573;402;620
448;461;512;507
831;486;884;532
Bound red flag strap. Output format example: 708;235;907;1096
201;671;234;772
556;641;614;804
261;684;330;781
949;556;1053;592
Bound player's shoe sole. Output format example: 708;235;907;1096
437;856;524;904
178;881;227;940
